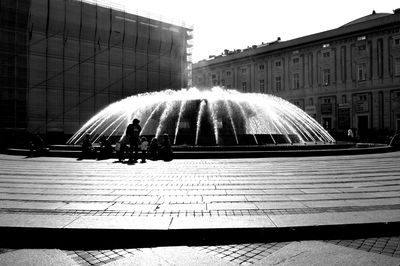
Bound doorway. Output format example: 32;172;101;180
357;115;369;140
322;117;332;130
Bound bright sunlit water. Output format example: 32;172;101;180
67;87;335;145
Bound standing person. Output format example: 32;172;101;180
126;118;142;163
140;136;149;163
347;128;354;142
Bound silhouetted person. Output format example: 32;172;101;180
140;136;149;163
126;118;142;163
116;134;129;162
159;133;173;161
149;137;159;160
29;133;48;156
347;128;354;142
98;135;112;159
81;134;94;158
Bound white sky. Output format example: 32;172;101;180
112;0;399;63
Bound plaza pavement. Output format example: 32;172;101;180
0;151;400;265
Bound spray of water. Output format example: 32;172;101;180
67;87;335;145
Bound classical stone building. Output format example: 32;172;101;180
193;9;400;141
0;0;192;143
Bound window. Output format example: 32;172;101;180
394;38;400;46
358;95;367;101
357;63;366;81
323;69;330;86
342;95;347;103
293;58;299;64
323;52;330;58
324;98;331;104
394;57;400;76
259;79;265;92
241;68;247;73
275;76;281;91
358;45;366;51
221;79;225;86
242;81;247;92
259;64;265;70
293;73;299;89
227;85;232;89
226;71;231;76
212;74;216;79
309;98;314;106
275;61;281;67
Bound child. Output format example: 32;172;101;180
116;134;129;162
140;136;149;163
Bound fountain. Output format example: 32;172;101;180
67;87;335;146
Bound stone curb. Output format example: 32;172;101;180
4;145;397;159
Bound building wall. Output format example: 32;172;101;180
0;0;191;141
0;0;30;130
193;12;400;140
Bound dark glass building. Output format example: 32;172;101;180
0;0;192;144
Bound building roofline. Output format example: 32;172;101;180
194;11;400;69
80;0;193;31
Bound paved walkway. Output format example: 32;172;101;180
1;152;400;265
1;152;400;230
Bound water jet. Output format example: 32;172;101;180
67;87;335;146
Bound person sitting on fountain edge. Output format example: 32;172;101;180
98;135;113;159
159;133;173;161
126;118;142;163
81;134;94;158
149;137;159;160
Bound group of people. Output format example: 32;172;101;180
81;118;173;162
29;133;49;156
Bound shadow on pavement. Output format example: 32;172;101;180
1;222;399;250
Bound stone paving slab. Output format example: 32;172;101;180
169;215;276;230
253;241;400;266
268;210;400;227
64;215;173;230
0;213;79;228
106;246;236;266
0;249;78;266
